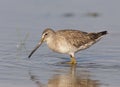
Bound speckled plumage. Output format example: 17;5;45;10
28;28;107;64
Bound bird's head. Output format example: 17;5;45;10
28;28;55;58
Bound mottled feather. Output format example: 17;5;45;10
56;30;91;48
56;30;107;48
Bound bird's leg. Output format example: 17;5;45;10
67;54;77;64
70;55;77;64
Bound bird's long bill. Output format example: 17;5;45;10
28;38;44;58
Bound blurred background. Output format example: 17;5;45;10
0;0;120;87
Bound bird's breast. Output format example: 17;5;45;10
46;37;70;54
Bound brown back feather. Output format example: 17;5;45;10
56;30;91;48
56;30;107;48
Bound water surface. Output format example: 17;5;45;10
0;0;120;87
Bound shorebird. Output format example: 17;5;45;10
28;28;107;64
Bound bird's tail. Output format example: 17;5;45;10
97;31;107;37
88;31;107;40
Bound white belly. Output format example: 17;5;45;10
46;38;70;54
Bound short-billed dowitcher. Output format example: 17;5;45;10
28;28;107;64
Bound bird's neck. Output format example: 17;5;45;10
46;34;55;45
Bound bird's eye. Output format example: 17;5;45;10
45;33;48;35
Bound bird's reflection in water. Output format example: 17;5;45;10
29;65;99;87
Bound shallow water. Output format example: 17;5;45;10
0;0;120;87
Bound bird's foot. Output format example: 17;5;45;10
66;60;77;65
